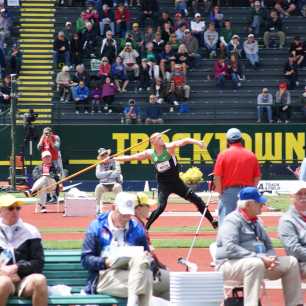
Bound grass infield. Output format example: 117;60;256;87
43;238;284;250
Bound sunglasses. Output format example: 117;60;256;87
8;206;21;211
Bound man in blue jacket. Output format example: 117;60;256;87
73;80;90;114
81;192;153;306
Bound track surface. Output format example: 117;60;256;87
19;203;305;305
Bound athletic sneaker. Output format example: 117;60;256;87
40;205;47;213
24;190;32;197
211;219;218;229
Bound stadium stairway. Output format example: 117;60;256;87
51;3;306;124
17;0;56;125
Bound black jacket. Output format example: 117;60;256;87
0;220;44;279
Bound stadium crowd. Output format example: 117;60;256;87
52;0;306;123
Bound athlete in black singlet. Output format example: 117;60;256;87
115;133;218;230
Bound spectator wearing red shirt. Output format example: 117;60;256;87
98;57;111;81
213;128;261;224
115;3;131;38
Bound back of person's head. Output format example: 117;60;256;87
226;128;242;144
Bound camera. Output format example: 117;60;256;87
129;99;135;106
23;109;38;125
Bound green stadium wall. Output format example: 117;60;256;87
0;124;305;180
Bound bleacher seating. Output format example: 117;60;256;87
8;1;306;124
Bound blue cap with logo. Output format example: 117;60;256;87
239;187;267;204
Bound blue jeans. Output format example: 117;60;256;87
246;53;259;66
216;75;225;88
54;51;70;66
257;105;272;122
218;187;241;225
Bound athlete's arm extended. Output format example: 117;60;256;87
166;138;205;150
114;150;152;163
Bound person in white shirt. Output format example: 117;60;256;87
190;13;205;47
243;33;260;68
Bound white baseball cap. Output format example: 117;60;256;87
114;192;135;215
226;128;242;141
41;151;51;158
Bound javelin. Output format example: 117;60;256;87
31;128;172;197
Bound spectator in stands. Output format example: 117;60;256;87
82;22;98;57
145;94;163;124
8;44;21;75
63;21;74;42
119;32;137;51
228;34;242;58
144;43;159;80
190;13;205;47
214;57;228;89
283;55;299;90
175;0;188;16
190;0;211;14
204;22;219;58
227;54;244;89
152;32;165;55
182;28;200;67
175;44;190;72
73;80;90;114
300;86;306;118
215;187;304;306
159;44;176;80
123;98;142;124
56;66;72;103
161;21;174;45
76;11;87;34
275;81;291;123
99;4;115;36
152;77;175;106
53;31;70;67
263;10;286;49
94;147;122;213
101;76;117;112
173;12;187;30
98;57;111;81
119;42;140;79
243;34;260;68
0;75;10;112
168;33;180;52
129;22;145;52
139;0;159;27
111;56;129;92
248;1;267;36
171;63;191;101
278;183;306;280
72;64;90;86
144;25;154;44
209;5;224;32
25;151;61;213
0;8;10;48
298;0;306;16
138;58;152;91
134;192;170;300
158;11;174;32
70;32;82;66
91;81;102;113
175;23;187;42
0;194;48;305
81;192;153;306
219;20;233;57
115;2;131;38
290;36;305;68
274;0;297;17
257;87;273;123
100;31;117;64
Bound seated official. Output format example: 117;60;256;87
134;192;170;300
215;187;303;306
0;195;48;306
95;148;123;213
24;151;61;213
81;192;153;306
278;182;306;280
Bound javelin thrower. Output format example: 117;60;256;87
114;132;218;230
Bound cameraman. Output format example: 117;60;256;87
123;99;141;124
37;127;64;178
